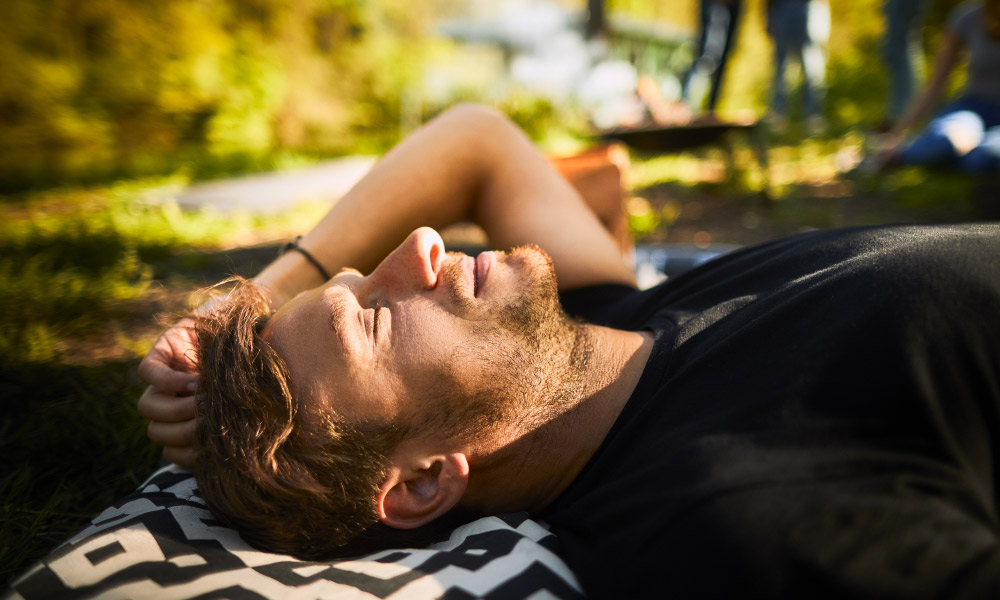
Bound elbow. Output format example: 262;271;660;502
440;102;506;123
435;103;517;139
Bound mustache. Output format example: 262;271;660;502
439;252;475;308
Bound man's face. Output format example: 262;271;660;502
264;227;575;440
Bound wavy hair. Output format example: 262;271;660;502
191;278;414;559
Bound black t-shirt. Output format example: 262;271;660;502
545;224;1000;599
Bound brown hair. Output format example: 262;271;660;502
191;278;412;559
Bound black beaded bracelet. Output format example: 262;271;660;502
281;236;331;281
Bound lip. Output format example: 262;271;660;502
475;252;493;297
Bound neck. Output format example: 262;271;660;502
460;324;654;514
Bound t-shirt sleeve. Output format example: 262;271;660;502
947;1;980;41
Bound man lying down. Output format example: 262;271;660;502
138;105;1000;598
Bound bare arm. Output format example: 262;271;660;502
886;29;964;144
255;104;634;310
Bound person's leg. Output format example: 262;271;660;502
685;1;739;112
769;3;791;120
787;41;808;116
706;1;743;111
584;0;607;39
777;2;815;121
882;0;930;121
957;127;1000;173
682;0;713;108
802;1;828;121
898;103;985;167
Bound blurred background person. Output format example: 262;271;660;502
681;0;745;117
880;0;933;131
585;0;608;40
766;0;829;133
879;0;1000;174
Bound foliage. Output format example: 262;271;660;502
0;0;446;190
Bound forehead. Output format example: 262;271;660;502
264;286;324;351
261;285;397;424
263;289;341;404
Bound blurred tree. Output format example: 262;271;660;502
0;0;440;189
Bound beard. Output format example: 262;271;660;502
413;245;594;443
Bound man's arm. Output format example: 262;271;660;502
255;103;634;310
138;104;635;466
880;29;963;159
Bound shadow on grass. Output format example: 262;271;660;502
1;358;161;588
150;242;286;285
0;241;316;588
633;168;995;248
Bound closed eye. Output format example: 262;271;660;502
373;300;385;338
329;292;349;340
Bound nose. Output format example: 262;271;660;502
368;227;444;292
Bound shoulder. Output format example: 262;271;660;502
663;223;1000;328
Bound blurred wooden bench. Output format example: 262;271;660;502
597;120;770;198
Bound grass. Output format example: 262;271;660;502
625;128;991;247
0;176;326;587
0;127;989;589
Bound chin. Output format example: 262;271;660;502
508;244;556;277
504;244;560;307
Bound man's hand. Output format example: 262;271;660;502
137;318;199;468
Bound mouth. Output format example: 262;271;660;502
442;252;494;303
474;252;493;298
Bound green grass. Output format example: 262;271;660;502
0;175;327;587
624;129;988;246
1;359;159;580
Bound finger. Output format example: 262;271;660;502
138;358;198;393
137;389;198;422
163;446;197;470
147;417;198;447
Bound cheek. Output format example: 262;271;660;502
394;314;465;376
354;371;398;419
329;365;399;424
392;297;474;355
392;311;488;401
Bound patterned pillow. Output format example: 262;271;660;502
6;465;583;599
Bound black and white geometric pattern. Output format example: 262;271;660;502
6;465;583;599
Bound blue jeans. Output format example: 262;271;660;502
683;0;743;111
768;0;826;118
882;0;931;119
899;97;1000;173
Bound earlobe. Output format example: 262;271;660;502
378;452;469;530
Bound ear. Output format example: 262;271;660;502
377;451;469;530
